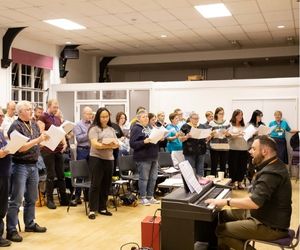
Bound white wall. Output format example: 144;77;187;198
51;78;300;128
149;78;300;128
65;51;97;83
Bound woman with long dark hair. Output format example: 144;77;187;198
209;107;230;176
228;109;248;189
247;110;265;181
88;107;119;219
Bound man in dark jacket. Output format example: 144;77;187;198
130;110;160;206
205;135;292;250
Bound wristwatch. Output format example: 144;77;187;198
226;198;232;206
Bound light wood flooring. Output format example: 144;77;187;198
5;179;299;250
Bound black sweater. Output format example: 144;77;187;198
130;123;159;162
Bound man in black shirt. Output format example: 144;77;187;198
6;101;49;243
205;135;292;250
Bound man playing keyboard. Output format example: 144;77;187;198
205;135;292;250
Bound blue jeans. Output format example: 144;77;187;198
7;163;39;233
136;160;158;198
185;154;205;176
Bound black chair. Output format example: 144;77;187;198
67;159;91;215
244;224;300;250
118;155;139;193
158;152;173;168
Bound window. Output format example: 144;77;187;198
11;63;46;108
102;90;126;99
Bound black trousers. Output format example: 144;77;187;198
41;151;67;201
228;150;248;182
210;149;228;176
89;156;113;212
0;176;9;237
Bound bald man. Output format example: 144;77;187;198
1;101;17;139
73;106;93;203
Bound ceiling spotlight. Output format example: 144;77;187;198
65;41;72;44
231;40;241;49
277;25;285;29
160;34;167;38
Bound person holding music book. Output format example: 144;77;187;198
87;107;119;220
180;112;207;177
130;110;160;206
6;101;49;243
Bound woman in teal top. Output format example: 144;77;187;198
269;110;292;164
166;112;182;152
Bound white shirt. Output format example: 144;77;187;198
1;114;17;138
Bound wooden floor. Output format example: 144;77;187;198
6;179;299;250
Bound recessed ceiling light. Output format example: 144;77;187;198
43;19;86;30
194;3;232;18
65;41;72;44
160;34;167;38
277;25;285;29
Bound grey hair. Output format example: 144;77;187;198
16;101;32;114
136;110;148;120
189;111;199;118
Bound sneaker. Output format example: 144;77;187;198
46;200;56;209
0;237;11;247
140;198;150;206
7;231;22;242
25;223;47;233
88;212;96;220
148;197;160;204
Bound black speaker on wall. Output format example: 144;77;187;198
59;45;80;78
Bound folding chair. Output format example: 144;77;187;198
67;159;91;215
158;152;173;168
244;225;300;250
118;155;139;194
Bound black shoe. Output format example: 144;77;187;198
0;237;11;247
99;210;112;216
88;212;96;220
7;231;22;242
46;200;57;209
25;223;47;233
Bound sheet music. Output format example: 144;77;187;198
61;120;75;134
163;167;180;174
40;125;66;151
149;127;167;144
190;127;211;139
179;160;203;194
257;125;276;136
171;151;185;166
4;130;29;154
243;124;257;141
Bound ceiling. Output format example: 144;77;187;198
0;0;299;56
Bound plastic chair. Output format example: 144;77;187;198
67;159;91;215
243;225;300;250
118;155;139;193
158;152;173;168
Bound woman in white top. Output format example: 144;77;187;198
209;107;230;176
88;107;119;219
228;109;248;189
